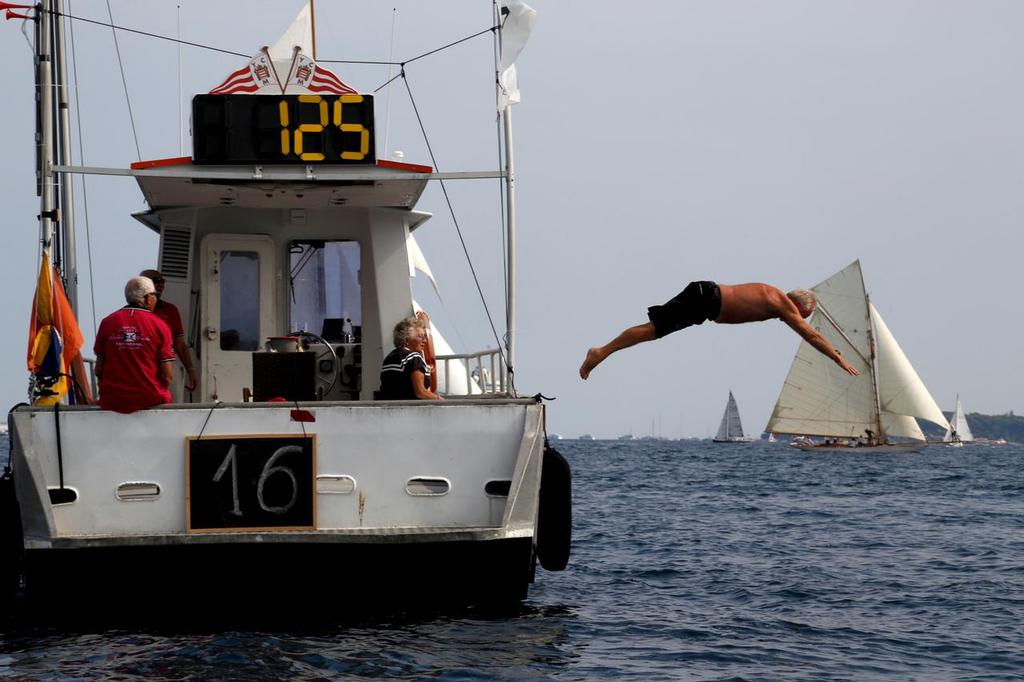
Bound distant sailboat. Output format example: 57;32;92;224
943;395;973;447
713;391;755;443
767;432;777;443
765;260;948;453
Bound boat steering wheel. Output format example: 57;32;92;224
290;331;340;397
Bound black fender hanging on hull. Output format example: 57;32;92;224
1;465;25;617
536;443;571;571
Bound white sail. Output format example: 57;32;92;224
766;260;943;444
954;397;974;441
943;395;974;442
881;413;926;441
766;261;876;438
715;391;746;440
870;303;948;432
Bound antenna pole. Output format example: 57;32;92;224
177;3;182;156
383;7;397;159
310;0;317;60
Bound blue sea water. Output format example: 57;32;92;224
2;437;1023;680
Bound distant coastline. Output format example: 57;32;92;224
920;412;1023;443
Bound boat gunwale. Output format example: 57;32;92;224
12;397;540;414
27;525;536;550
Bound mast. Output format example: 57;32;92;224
502;102;517;387
864;292;885;442
53;0;77;310
36;0;56;260
495;0;519;393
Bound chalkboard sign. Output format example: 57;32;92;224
186;434;316;532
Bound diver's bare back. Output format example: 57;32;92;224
714;283;793;324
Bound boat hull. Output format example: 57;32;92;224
6;399;566;615
19;534;535;621
791;442;927;453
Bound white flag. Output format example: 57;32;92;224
208;1;356;96
498;0;537;110
407;234;440;296
269;1;314;60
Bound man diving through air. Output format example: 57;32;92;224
579;281;860;380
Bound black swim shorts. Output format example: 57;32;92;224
647;281;721;338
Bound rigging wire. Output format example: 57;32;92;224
42;6;496;73
401;70;510;378
66;0;98;337
369;25;500;92
372;70;403;95
326;24;499;71
43;7;250;58
104;0;141;160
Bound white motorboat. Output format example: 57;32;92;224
2;0;570;616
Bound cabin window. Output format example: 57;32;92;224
219;250;261;351
289;240;361;341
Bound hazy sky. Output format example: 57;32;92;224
1;1;1021;438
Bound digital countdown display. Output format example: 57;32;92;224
192;94;376;165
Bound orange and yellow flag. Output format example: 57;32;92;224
27;252;83;405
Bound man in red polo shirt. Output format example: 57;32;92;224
140;268;198;392
94;276;175;413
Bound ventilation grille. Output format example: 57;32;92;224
159;226;193;280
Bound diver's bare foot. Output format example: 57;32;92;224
579;347;605;380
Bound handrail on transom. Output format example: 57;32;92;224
435;349;509;397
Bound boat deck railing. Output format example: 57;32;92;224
436;349;510;397
82;357;99;398
77;350;513;402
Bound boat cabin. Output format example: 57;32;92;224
130;158;496;404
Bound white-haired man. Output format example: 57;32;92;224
579;281;859;380
93;276;175;413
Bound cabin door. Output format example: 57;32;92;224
200;235;276;402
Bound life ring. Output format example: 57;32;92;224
415;311;438;392
536;444;572;571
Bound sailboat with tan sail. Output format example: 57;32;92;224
766;260;948;453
